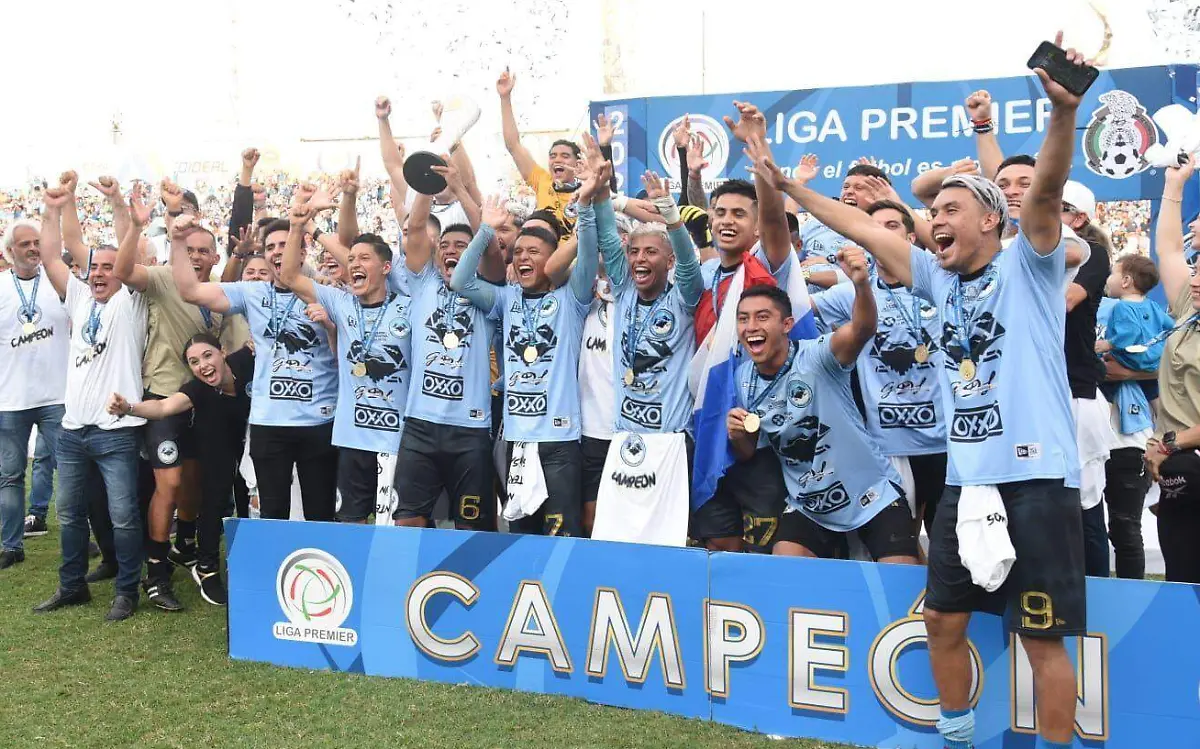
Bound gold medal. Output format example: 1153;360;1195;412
624;368;635;386
22;322;35;335
743;413;761;434
443;332;460;349
959;359;976;382
914;343;929;364
351;361;367;378
523;345;538;364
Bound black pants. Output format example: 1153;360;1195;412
233;466;250;519
909;452;948;534
249;423;338;521
1157;450;1200;584
1104;447;1149;579
508;440;583;537
196;445;242;570
1081;503;1110;578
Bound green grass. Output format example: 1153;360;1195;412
0;516;859;749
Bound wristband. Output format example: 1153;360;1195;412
611;194;629;212
650;194;681;225
1163;196;1182;204
971;118;994;135
311;228;324;242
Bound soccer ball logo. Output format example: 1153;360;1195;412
276;549;354;629
1083;90;1159;179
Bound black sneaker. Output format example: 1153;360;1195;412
33;586;91;613
23;515;48;537
85;560;118;583
105;595;138;622
0;549;25;569
143;579;185;612
168;542;198;569
192;565;228;606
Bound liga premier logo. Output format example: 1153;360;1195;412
658;113;729;184
1083;90;1159;179
273;548;358;646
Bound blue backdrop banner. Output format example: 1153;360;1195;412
227;519;1200;747
589;65;1199;206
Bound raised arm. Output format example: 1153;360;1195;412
751;143;913;286
376;97;410;206
108;391;192;421
37;189;74;299
171;216;231;313
113;187;152;291
1156;155;1196;305
672;117;692;205
337;157;361;248
227;148;258;257
911;157;979;209
280;203;319;305
450;144;484;208
545;234;579;289
1022;32;1087;256
856;172;937;252
496;69;538;182
160;178;186;237
569;135;609;304
448;198;502;312
966;91;1005;180
404;193;435;274
85;176;129;263
642;170;702;305
727;103;790;271
829;247;877;366
58;171;89;262
685;133;709;210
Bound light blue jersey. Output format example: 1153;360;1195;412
910;232;1080;487
813;274;946;456
313;283;412;452
586;198;703;434
403;262;495;429
800;217;853;265
736;336;904;532
451;223;597;442
223;282;338;427
1105;297;1176;372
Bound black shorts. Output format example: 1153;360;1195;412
689;448;788;552
394;418;495;530
506;439;583;537
926;479;1086;637
336;447;378;522
909;452;948;529
580;436;610;507
777;498;918;560
142;390;196;469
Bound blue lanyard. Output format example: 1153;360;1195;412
624;286;671;369
13;271;39;320
439;283;460;327
354;293;394;358
520;293;543;344
880;279;922;341
1139;312;1200;350
82;300;103;345
709;266;734;319
268;286;298;342
951;271;987;360
744;341;797;413
199;306;213;331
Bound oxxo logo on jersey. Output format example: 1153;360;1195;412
273;548;358;646
657;114;729;184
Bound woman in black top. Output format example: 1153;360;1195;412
107;333;253;606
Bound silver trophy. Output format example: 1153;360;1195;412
403;96;481;195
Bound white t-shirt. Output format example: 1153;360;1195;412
0;268;70;411
62;275;148;430
579;282;615;440
403;192;470;233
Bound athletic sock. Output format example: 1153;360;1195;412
146;539;172;582
174;519;197;547
937;708;974;749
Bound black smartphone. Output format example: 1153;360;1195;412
1026;40;1099;97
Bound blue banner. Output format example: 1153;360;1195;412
228;520;1200;747
590;65;1199;205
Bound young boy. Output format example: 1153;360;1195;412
1096;254;1175;381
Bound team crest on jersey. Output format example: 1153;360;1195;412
1083;90;1158;179
788;379;812;408
16;307;42;326
538;295;559;318
620;434;647;468
647;309;675;339
389;316;410;339
157;440;179;465
919;300;937;320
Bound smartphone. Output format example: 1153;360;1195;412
1027;41;1099;97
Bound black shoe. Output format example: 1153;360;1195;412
0;549;25;569
85;560;118;583
168;542;197;569
23;515;48;537
88;540;101;559
33;587;91;613
143;578;184;612
105;595;137;621
192;565;228;606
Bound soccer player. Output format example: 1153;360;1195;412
0;218;69;569
764;36;1089;748
279;201;412;524
33;188;147;622
113;185;227;611
174;214;340;523
729;258;918;564
450;167;603;538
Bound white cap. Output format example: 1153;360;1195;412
1062;181;1096;218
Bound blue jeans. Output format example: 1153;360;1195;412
29;430;55;519
56;426;143;597
0;404;65;552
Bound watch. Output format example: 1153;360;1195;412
1161;431;1178;454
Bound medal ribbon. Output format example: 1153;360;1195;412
268;286;298;347
354;293;395;361
951;271;987;364
880;279;923;344
519;293;543;354
623;285;671;374
744;341;797;414
13;271;39;324
83;300;103;346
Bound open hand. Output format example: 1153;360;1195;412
496;68;516;97
724;100;767;143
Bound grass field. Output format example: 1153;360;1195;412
0;514;861;749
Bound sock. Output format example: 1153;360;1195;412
146;539;171;582
174;519;197;547
936;708;974;749
1035;738;1072;749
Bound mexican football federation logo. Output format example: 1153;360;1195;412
1083;90;1159;179
273;548;358;646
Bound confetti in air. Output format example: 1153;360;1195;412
1147;0;1200;63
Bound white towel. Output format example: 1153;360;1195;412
956;485;1016;592
592;432;690;547
1072;394;1116;511
888;455;918;519
374;452;399;526
503;441;549;522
